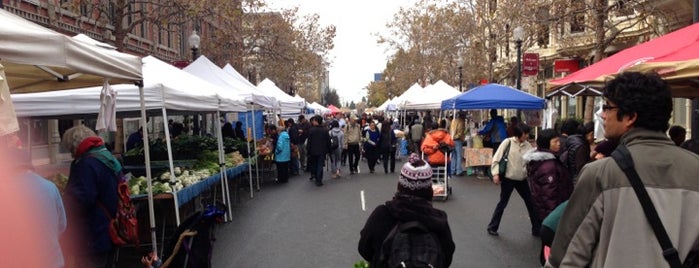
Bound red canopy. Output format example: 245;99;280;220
327;104;340;114
547;23;699;98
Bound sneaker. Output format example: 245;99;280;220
487;229;499;236
315;181;324;187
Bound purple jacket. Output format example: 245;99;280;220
523;149;573;221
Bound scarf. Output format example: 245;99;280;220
76;137;122;174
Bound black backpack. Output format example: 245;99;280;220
379;221;444;268
329;133;340;151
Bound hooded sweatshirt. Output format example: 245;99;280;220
329;127;344;153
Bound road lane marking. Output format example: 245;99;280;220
360;190;366;211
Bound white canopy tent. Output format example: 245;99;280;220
256;78;305;114
402;80;461;110
184;56;277;109
394;83;424;110
0;9;157;253
308;102;330;115
12;55;249;224
11;55;239;116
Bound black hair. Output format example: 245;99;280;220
581;121;594;135
439;119;447;129
602;72;672;132
537;129;559;149
511;123;531;137
311;115;323;125
431;122;439;130
669;125;686;138
330;120;339;129
560;118;580;135
490;109;497;117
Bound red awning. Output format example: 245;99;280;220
547;23;699;98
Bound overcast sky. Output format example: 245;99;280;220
265;0;418;104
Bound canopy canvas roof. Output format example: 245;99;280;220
394;83;423;109
402;80;461;110
441;83;545;110
184;56;277;109
0;9;142;93
256;78;305;113
11;55;245;117
547;23;699;98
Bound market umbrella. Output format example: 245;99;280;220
547;23;699;98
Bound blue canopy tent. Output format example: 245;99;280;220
441;83;545;110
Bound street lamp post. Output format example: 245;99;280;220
188;30;201;61
513;26;525;119
457;56;464;92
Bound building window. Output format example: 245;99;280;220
570;0;585;33
615;0;635;16
80;4;89;17
536;7;550;47
489;0;497;14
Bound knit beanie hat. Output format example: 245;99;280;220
398;153;433;200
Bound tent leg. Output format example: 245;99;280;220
140;84;158;255
161;108;180;226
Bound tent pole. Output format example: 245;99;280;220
246;108;254;198
214;111;232;222
139;83;158;255
252;106;260;191
161;108;180;226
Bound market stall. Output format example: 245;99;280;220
441;83;545;172
12;55;249;228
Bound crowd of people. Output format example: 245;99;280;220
3;72;699;267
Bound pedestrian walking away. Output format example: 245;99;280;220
274;124;291;183
359;153;455;267
306;115;330;186
364;121;381;174
345;118;362;175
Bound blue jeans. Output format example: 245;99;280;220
451;140;464;175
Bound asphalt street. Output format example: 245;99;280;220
208;158;541;268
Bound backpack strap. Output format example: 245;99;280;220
611;145;682;268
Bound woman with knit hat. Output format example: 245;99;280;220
358;153;455;267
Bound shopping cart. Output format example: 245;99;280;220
422;150;452;201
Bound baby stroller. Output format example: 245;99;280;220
159;202;226;268
422;143;453;201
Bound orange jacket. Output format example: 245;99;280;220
420;129;455;166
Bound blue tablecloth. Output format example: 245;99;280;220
132;163;249;208
175;164;248;207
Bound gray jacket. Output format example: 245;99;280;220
547;128;699;267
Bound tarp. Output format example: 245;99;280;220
403;80;461;110
327;104;340;114
184;56;277;109
11;56;239;117
237;110;264;140
308;102;330;114
441;83;545;110
547;23;699;98
0;9;142;93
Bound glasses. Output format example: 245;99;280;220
602;105;619;112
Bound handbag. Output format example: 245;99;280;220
611;145;698;268
498;139;511;176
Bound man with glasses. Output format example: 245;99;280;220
546;72;699;267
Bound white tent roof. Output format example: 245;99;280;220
402;80;461;110
0;9;142;93
184;56;277;109
394;83;423;109
308;102;330;114
256;78;305;112
11;56;241;117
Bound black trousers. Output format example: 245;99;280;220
540;225;555;265
487;177;540;233
365;147;379;172
348;144;361;172
275;161;289;183
380;147;396;173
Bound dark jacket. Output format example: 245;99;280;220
64;152;119;254
358;194;455;267
298;121;311;144
523;149;573;221
288;123;301;145
234;126;245;141
379;129;397;151
307;125;330;156
559;134;590;181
